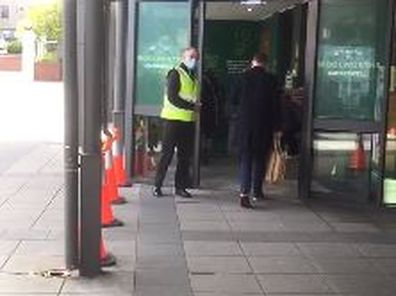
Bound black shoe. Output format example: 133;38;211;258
253;191;265;200
240;195;253;209
175;188;192;198
152;187;163;198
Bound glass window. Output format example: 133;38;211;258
314;0;390;121
135;1;190;115
0;5;9;19
311;132;379;204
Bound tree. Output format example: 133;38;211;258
27;1;62;41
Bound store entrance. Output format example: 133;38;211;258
199;1;308;198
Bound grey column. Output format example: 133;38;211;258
105;1;116;129
77;0;105;277
63;0;79;270
113;0;129;176
125;0;137;181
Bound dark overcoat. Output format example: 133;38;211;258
237;66;280;155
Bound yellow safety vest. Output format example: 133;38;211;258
160;66;199;122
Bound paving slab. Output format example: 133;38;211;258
325;274;396;296
194;294;262;296
331;222;382;233
184;241;243;257
247;256;319;274
281;221;333;232
240;242;301;257
14;240;65;256
180;221;231;232
134;185;192;295
134;286;193;296
135;268;190;288
61;272;134;295
370;258;396;274
190;274;262;294
187;256;252;274
311;258;382;274
258;274;334;294
0;274;63;294
137;243;184;258
0;241;19;256
296;242;362;258
356;243;396;257
0;228;50;240
2;255;65;273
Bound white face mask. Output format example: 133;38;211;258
184;58;197;70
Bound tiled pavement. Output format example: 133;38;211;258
1;144;396;295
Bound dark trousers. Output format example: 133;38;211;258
239;135;270;195
154;120;194;189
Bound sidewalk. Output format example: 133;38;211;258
1;144;396;295
135;161;396;296
0;143;137;295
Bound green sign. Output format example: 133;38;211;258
135;1;190;115
314;0;389;121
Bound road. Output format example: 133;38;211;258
0;142;39;175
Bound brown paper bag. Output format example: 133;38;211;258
265;137;286;184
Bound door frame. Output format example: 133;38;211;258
298;0;319;200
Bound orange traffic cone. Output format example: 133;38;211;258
101;176;124;228
349;135;366;171
101;136;124;228
100;238;116;267
104;139;126;205
111;127;129;187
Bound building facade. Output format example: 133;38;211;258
122;0;396;209
0;0;28;34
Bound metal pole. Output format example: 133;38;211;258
63;0;79;270
125;0;137;181
192;0;205;187
113;0;132;186
77;0;105;277
298;0;319;200
104;0;115;131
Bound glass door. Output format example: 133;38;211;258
134;0;192;116
303;0;394;205
130;0;205;185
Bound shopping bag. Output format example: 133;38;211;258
265;136;286;184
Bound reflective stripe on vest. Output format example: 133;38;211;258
160;66;199;122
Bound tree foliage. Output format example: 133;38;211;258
27;1;62;41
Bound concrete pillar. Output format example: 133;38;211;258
22;29;36;81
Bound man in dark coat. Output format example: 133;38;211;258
237;53;281;208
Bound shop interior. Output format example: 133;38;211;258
197;0;307;196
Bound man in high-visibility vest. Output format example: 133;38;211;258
153;47;201;198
